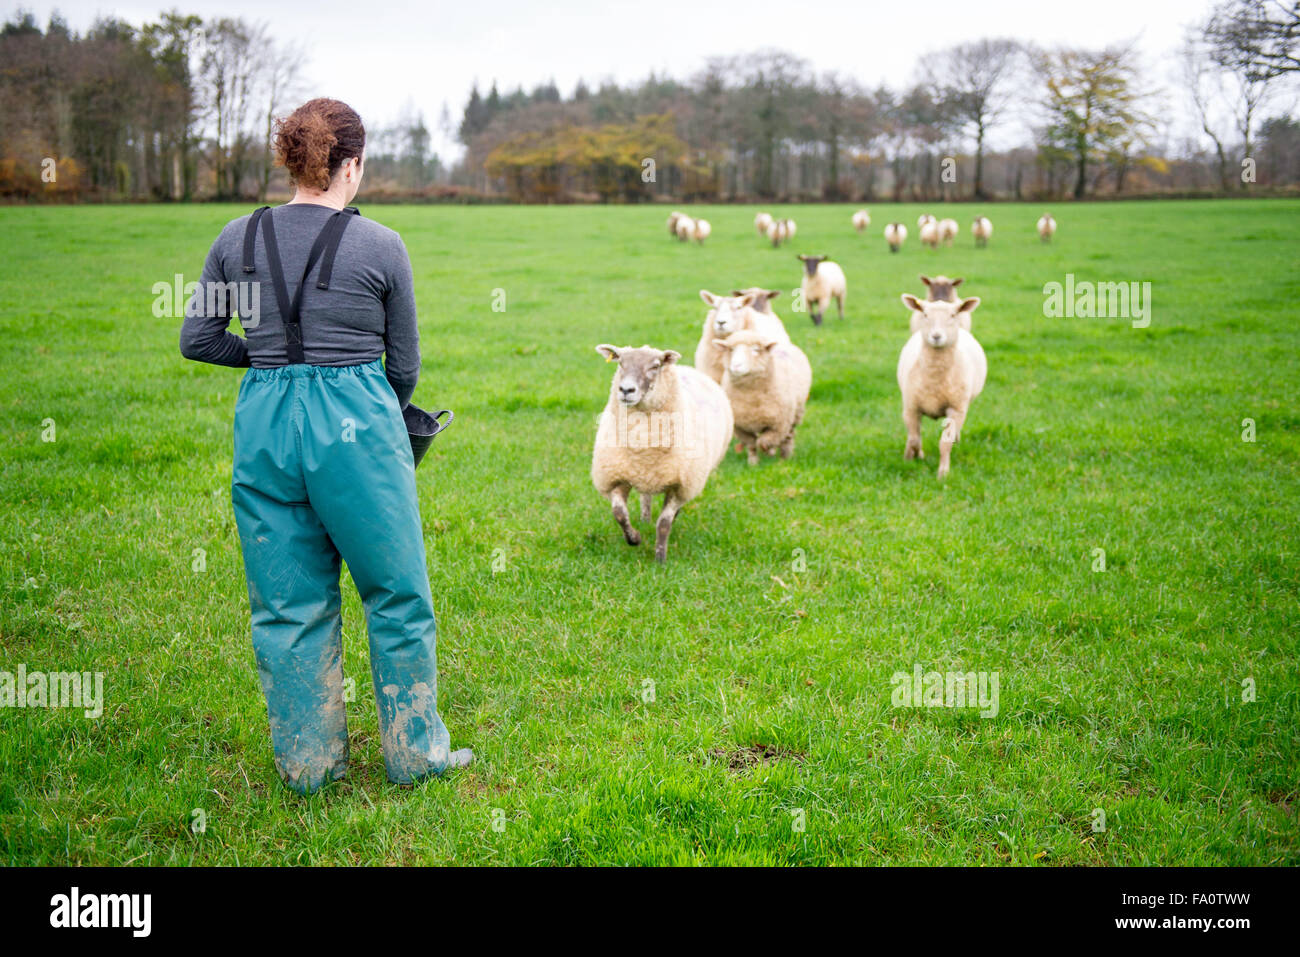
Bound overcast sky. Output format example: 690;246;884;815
11;0;1234;157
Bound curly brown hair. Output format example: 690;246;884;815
273;98;366;191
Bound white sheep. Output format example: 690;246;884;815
693;218;712;244
1037;213;1056;243
896;295;987;480
938;218;959;245
972;216;993;248
918;214;936;230
754;211;774;236
796;254;846;325
667;211;684;237
730;287;782;315
786;218;797;239
920;220;940;249
766;218;795;248
696;290;791;383
852;209;871;232
712;330;812;465
675;215;696;242
592;344;733;562
885;222;908;253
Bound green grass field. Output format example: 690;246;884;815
1;198;1297;865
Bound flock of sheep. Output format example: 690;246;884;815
590;206;1060;562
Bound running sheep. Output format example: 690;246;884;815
885;222;908;253
852;209;871;232
675;215;696;242
667;211;684;237
972;216;993;248
896;295;987;480
712;331;812;465
754;211;774;236
591;345;733;563
696;290;792;383
920;220;940;249
797;254;846;325
938;218;959;245
693;218;712;244
765;218;790;247
1037;213;1056;243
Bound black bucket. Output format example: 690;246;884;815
403;404;454;468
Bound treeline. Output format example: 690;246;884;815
452;2;1300;202
0;9;440;201
2;0;1297;203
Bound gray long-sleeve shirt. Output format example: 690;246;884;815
179;203;422;407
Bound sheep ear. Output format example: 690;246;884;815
661;350;681;365
952;277;964;288
901;294;924;313
765;289;781;300
796;254;807;261
920;275;933;287
957;296;980;314
595;344;621;362
763;340;780;352
736;292;756;307
699;290;719;306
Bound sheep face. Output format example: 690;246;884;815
921;274;964;302
731;287;781;313
797;254;827;278
596;344;680;408
700;290;756;336
901;295;980;349
713;331;778;380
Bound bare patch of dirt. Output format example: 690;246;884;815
709;743;806;771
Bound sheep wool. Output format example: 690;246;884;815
1037;213;1057;243
972;216;993;247
714;330;812;466
592;345;733;562
696;290;792;383
885;222;908;253
852;209;871;232
797;255;847;325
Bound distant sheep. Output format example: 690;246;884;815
592;344;733;562
852;209;871;232
938;218;959;246
885;222;908;253
713;331;812;465
667;211;684;237
896;295;987;480
920;220;940;249
1037;213;1056;243
797;254;846;325
972;216;993;248
675;215;696;242
696;290;792;383
918;214;936;230
766;218;796;248
754;211;774;236
693;218;712;244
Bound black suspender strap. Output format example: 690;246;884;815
243;206;269;273
316;207;359;290
255;207;360;365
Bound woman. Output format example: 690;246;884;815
181;97;471;794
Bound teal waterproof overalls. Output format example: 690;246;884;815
233;206;454;793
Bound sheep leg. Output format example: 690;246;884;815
610;484;641;546
836;294;844;320
779;431;795;459
654;491;684;564
757;428;783;457
937;407;966;480
903;406;924;461
640;490;654;524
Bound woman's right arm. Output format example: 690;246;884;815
180;226;252;367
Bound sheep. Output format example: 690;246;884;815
712;330;812;466
972;216;993;248
675;215;696;242
796;254;846;325
917;274;969;333
938;218;959;246
592;344;733;563
885;222;908;253
766;218;796;248
896;295;987;480
693;218;712;244
920;220;940;250
696;289;791;383
754;211;774;236
667;211;684;237
730;287;781;315
852;209;871;232
1037;213;1056;243
918;213;936;230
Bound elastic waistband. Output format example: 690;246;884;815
244;359;384;382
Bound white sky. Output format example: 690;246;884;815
9;0;1246;158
